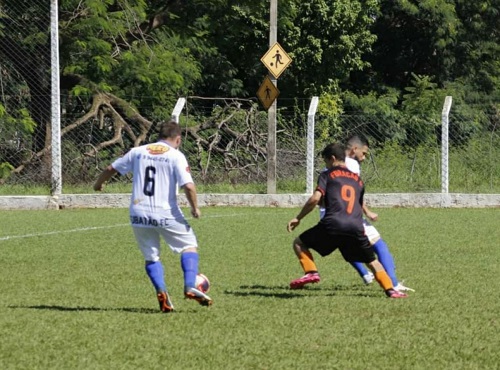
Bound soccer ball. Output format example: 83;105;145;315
195;273;211;293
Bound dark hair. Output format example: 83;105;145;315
346;134;369;149
158;120;181;140
321;143;346;161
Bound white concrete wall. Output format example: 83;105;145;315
0;193;498;210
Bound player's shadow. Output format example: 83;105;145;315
9;304;158;314
224;284;331;299
314;282;382;297
328;283;382;298
225;283;379;299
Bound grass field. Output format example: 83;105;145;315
1;207;499;369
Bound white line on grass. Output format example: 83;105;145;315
0;224;128;241
0;212;273;241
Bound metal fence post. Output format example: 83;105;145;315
306;96;319;194
171;97;186;123
51;0;62;196
441;96;452;206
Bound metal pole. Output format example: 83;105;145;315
50;0;62;196
441;96;452;207
306;97;319;194
267;0;277;194
441;96;452;194
171;97;186;123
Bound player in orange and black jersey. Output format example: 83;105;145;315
286;143;407;298
318;163;365;237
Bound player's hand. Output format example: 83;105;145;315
366;210;378;221
287;218;300;232
191;207;201;218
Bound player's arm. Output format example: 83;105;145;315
182;182;201;218
93;165;117;191
287;190;322;232
362;201;378;221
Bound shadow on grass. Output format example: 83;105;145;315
224;290;303;299
9;304;158;314
226;283;380;299
223;284;306;299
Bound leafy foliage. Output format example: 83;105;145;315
59;0;201;115
0;0;498;187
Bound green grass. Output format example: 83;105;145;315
1;207;499;369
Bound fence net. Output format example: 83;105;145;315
0;0;52;188
0;2;498;195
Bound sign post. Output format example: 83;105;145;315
265;0;278;194
258;0;293;194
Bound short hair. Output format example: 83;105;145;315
321;143;346;161
346;134;369;149
158;120;181;140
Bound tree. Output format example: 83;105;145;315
283;0;378;97
0;0;51;157
454;1;500;93
369;0;459;89
1;0;203;180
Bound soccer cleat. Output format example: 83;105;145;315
157;291;174;313
184;287;213;306
289;272;321;289
362;272;374;285
394;282;415;292
386;289;408;298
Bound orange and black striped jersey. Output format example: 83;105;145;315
316;165;365;235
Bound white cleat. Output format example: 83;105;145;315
394;281;415;292
184;287;213;306
362;272;374;285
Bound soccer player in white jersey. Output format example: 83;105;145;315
94;120;213;312
320;135;413;292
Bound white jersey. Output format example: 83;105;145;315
112;141;194;222
321;157;360;176
345;157;360;175
345;157;380;243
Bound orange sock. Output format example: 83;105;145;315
298;250;318;274
374;270;393;290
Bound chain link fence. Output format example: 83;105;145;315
314;108;500;193
0;2;498;196
0;0;52;188
173;97;499;194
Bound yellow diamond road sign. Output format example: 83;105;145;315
257;75;280;110
261;42;292;79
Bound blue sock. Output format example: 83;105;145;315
145;261;166;293
350;261;369;279
373;239;398;286
181;252;199;290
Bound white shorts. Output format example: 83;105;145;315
320;207;381;245
363;219;381;245
132;218;198;261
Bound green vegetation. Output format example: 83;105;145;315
2;135;498;196
362;134;500;193
1;207;499;369
1;0;499;189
